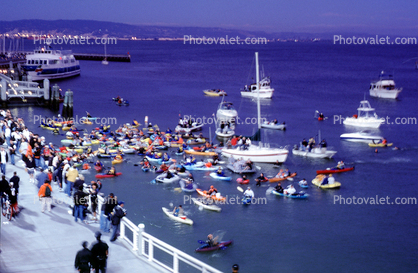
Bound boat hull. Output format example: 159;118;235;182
195;240;233;252
240;90;273;99
369;89;401;99
316;167;354;174
292;148;337;159
221;145;288;163
191;197;221;212
343;118;384;128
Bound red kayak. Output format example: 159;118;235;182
195;240;233;252
316;166;354;174
94;166;103;172
95;172;122;178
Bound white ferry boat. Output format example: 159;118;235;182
22;47;80;81
369;71;402;99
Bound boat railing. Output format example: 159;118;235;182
96;195;222;273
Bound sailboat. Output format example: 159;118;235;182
221;52;288;163
102;44;109;65
240;57;274;99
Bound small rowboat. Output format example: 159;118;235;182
203;89;227;96
191;197;221;212
268;172;297;183
195;240;233;252
312;175;341;189
316;166;354;174
95;172;122;178
162;207;193;225
155;173;180;183
271;190;308;199
368;143;393;147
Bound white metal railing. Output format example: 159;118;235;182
96;195;222;273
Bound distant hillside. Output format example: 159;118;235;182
0;20;326;41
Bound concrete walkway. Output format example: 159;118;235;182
0;160;166;273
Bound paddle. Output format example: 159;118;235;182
237;186;244;192
287;177;294;181
174;187;182;192
198;240;206;244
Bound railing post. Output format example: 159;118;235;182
120;220;125;240
137;223;144;255
149;238;154;262
173;252;179;273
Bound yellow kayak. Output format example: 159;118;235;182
41;125;59;131
368;143;393;147
185;149;217;156
112;158;124;165
312;175;341;189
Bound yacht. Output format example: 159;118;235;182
222;52;288;163
241;76;274;99
22;47;80;81
369;71;402;99
216;99;238;123
343;100;385;128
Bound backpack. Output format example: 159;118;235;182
44;185;51;197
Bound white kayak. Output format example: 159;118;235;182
191;198;222;212
162;207;193;225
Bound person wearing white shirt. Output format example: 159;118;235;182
284;185;296;195
328;174;335;185
243;187;254;198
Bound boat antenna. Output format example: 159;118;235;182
256;52;261;129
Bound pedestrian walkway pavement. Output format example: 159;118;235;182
0;160;166;273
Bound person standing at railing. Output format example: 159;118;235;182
110;201;126;242
101;193;117;233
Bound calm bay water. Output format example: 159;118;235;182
11;40;418;272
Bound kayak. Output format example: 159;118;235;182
236;178;250;184
271;190;308;199
191;197;221;212
268;172;297;183
162;207;193;225
195;240;233;252
196;189;226;202
179;180;198;192
112;158;124;165
368;143;393;147
95;172;122;178
316;166;354;174
312;175;341;189
94;166;103;172
242;197;252;204
155;173;180;183
185;149;217;156
209;172;231;181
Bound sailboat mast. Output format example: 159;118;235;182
256;52;261;129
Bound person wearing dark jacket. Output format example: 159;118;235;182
102;193;117;233
0;175;9;207
73;185;87;223
110;202;126;242
74;241;92;273
91;231;109;273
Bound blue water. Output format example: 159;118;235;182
12;40;418;272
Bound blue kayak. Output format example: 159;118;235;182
242;197;252;204
209;172;231;181
299;181;309;188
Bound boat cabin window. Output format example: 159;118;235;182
49;60;57;64
35;60;39;64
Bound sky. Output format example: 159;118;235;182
3;0;418;35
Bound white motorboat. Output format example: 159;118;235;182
222;52;288;164
216;99;238;123
241;76;274;99
369;71;402;99
343;100;385;128
292;131;337;159
22;47;80;80
260;120;286;130
340;130;384;143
